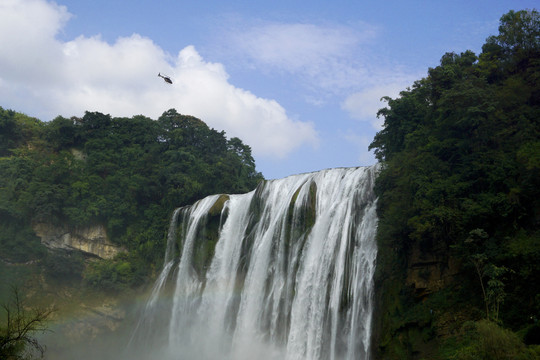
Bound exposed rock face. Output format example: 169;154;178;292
405;243;461;299
33;223;124;259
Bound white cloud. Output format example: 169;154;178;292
0;0;318;159
0;0;69;83
341;84;401;129
223;20;420;123
228;22;377;93
172;46;319;157
231;23;366;71
341;75;419;129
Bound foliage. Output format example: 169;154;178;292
43;250;85;280
0;287;53;359
0;108;263;289
83;254;144;292
0;219;45;264
370;9;539;359
442;320;539;360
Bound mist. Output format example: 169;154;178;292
40;166;378;360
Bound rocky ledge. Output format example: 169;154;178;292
33;223;124;259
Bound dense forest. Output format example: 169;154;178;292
0;108;263;289
1;8;539;360
370;9;540;359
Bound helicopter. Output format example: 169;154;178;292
158;73;173;84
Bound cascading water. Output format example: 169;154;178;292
126;166;379;360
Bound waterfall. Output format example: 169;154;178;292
126;166;378;360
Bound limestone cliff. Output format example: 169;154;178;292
32;223;124;259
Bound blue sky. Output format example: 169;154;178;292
1;0;537;179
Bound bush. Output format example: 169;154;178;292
83;254;146;292
475;320;526;359
0;220;45;263
0;287;53;359
43;250;85;280
523;324;540;345
448;320;533;360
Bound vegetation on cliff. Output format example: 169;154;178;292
0;108;263;290
370;9;540;359
0;287;53;359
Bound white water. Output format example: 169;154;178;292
127;166;378;360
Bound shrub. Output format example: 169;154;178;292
43;250;85;280
83;254;146;292
448;320;532;360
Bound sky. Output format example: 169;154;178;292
0;0;537;179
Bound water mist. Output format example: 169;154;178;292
126;166;379;360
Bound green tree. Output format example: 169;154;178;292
370;9;540;358
0;106;264;290
0;108;21;157
0;287;53;359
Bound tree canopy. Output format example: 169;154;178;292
0;108;263;287
370;9;540;359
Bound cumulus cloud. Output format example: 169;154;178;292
173;46;318;157
0;0;69;79
0;0;318;159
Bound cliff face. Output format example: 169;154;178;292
372;237;477;359
32;223;124;259
405;243;461;299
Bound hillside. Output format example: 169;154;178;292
370;9;540;359
0;108;263;291
1;8;539;360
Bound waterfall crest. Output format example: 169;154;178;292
127;166;378;360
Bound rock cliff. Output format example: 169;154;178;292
33;223;124;259
405;243;461;299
